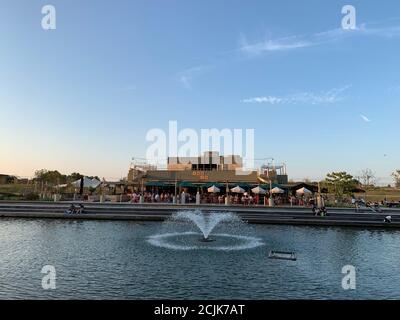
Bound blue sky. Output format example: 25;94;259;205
0;0;399;184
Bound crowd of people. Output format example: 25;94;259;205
125;190;320;206
128;191;270;205
63;192;399;223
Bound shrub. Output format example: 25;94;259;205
24;193;40;201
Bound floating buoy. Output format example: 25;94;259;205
268;250;297;261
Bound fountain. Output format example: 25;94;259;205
147;210;264;251
173;211;239;242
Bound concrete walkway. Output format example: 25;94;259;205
1;201;400;229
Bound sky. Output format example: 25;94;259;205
0;0;399;184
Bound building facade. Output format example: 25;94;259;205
0;174;14;184
127;152;288;192
167;151;243;171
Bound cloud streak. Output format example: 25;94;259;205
360;114;372;122
239;21;400;56
242;86;351;105
239;35;313;55
177;65;213;90
177;19;400;90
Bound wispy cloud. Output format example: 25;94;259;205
120;84;137;92
388;84;400;93
242;86;351;105
239;21;400;56
177;65;213;90
179;75;191;89
242;96;283;104
178;19;400;90
360;114;372;122
357;22;400;38
239;34;313;55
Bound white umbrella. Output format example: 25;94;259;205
55;184;68;188
271;187;285;194
251;186;266;194
231;186;245;193
207;185;220;193
71;177;101;189
296;187;312;195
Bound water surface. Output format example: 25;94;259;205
0;217;399;299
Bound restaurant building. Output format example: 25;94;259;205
127;152;288;193
0;174;15;184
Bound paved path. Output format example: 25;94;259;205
1;201;400;229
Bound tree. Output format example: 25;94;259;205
34;169;66;185
87;175;101;181
325;171;359;200
67;172;83;183
34;170;100;186
359;168;376;187
392;170;400;188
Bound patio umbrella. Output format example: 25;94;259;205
251;186;266;194
55;184;68;188
296;187;312;195
72;177;101;189
271;187;285;194
231;186;245;193
207;185;220;193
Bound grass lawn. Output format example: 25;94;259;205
356;187;400;202
0;183;35;195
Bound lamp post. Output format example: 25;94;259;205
173;172;177;204
196;188;200;205
225;180;230;205
317;181;324;209
269;180;274;207
139;178;144;204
